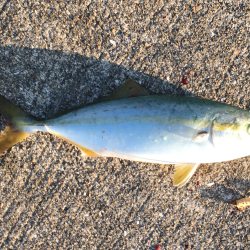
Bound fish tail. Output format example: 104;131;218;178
0;95;35;153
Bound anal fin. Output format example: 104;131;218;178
173;163;200;188
77;145;100;157
48;130;100;157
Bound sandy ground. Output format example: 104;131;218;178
1;0;250;249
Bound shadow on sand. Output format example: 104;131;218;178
0;45;190;119
201;178;250;204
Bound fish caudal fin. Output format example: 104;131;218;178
0;95;35;153
173;163;200;188
0;127;30;153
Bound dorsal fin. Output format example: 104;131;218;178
101;79;154;102
50;79;154;119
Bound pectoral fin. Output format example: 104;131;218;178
193;131;208;142
193;118;215;146
173;163;200;188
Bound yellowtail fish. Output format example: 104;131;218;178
1;80;250;187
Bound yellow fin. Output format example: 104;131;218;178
0;95;36;153
173;163;200;188
48;131;99;157
0;126;30;153
50;79;154;119
101;79;154;101
77;145;100;157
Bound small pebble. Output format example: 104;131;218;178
207;182;214;186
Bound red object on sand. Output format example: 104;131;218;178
182;77;188;84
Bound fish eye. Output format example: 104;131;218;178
247;124;250;134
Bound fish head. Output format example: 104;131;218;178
212;116;250;160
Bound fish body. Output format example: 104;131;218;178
1;80;250;187
24;95;250;164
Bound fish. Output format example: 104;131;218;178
1;79;250;187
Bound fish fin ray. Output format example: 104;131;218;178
194;118;215;146
193;131;208;143
0;126;30;153
209;119;214;146
0;95;33;123
101;79;154;101
173;163;200;188
48;131;100;157
0;95;36;153
77;145;100;157
49;80;154;119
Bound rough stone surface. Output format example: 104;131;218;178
1;0;250;249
